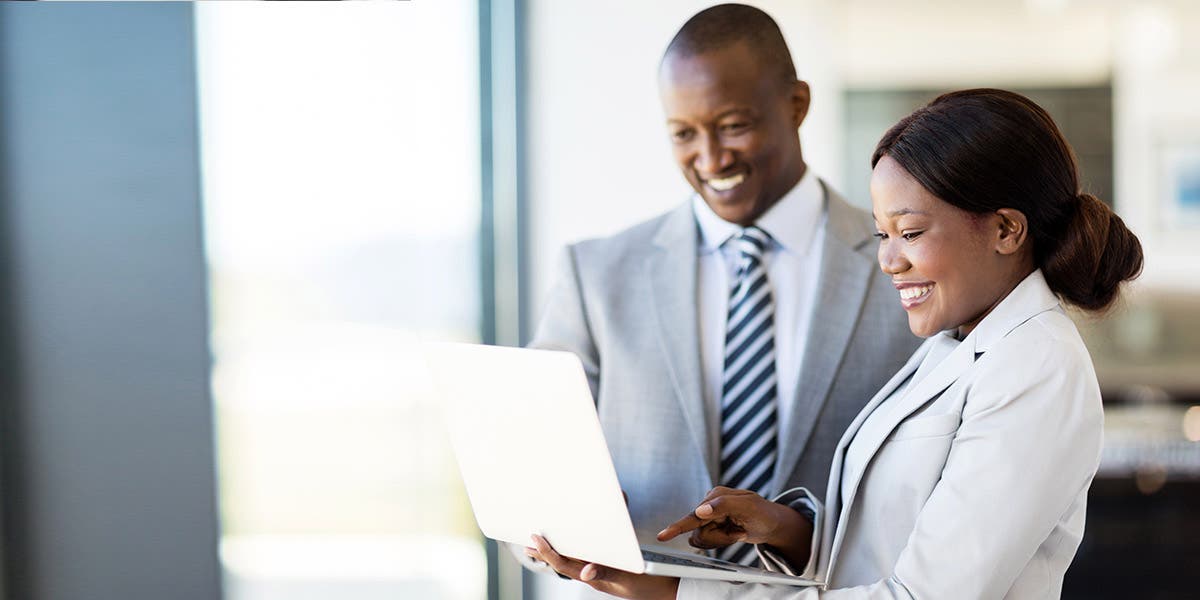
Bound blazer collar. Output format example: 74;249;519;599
967;269;1061;357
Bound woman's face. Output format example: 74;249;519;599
870;155;1025;338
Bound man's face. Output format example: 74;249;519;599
659;42;808;226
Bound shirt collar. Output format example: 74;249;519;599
692;167;824;255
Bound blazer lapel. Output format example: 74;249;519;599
647;203;715;485
772;183;875;493
821;342;928;577
826;336;975;576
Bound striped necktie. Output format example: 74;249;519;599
717;226;778;566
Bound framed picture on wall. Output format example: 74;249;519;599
1158;140;1200;230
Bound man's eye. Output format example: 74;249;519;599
720;122;749;133
902;231;923;241
671;129;693;142
872;232;888;240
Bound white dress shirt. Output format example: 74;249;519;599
693;168;826;478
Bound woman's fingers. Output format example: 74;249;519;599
656;487;757;542
656;512;704;541
687;521;746;549
663;489;780;549
703;494;777;543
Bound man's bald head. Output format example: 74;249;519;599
662;3;797;88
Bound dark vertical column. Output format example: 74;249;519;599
481;0;529;352
0;3;220;599
480;0;529;598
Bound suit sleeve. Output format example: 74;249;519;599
679;331;1103;599
527;245;601;402
507;245;603;574
757;487;824;580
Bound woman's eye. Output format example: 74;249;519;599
872;232;888;240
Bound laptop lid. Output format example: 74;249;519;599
425;343;647;574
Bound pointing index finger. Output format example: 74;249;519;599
657;509;709;541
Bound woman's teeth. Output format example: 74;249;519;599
900;285;933;300
706;173;745;191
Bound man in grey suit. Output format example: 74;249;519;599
522;3;917;588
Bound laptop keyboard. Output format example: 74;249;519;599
641;549;738;572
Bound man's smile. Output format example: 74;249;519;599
704;172;746;192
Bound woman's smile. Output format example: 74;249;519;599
895;281;935;309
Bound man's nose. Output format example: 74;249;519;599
693;135;733;176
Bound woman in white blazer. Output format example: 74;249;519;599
528;89;1144;599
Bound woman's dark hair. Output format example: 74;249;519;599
872;88;1143;313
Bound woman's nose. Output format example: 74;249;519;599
878;241;910;275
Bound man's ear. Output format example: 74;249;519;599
994;208;1029;255
791;80;810;128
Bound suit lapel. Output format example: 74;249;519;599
821;342;928;577
648;204;715;485
772;183;875;494
826;337;975;576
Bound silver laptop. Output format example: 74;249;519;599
425;342;817;586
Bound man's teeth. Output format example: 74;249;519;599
706;173;745;191
900;285;933;300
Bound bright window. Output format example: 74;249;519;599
195;3;484;599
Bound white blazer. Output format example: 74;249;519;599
680;270;1104;599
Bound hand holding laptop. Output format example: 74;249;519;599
526;534;681;600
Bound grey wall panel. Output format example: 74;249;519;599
0;3;220;599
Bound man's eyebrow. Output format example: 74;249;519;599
713;108;753;120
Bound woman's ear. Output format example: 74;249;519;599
994;208;1029;255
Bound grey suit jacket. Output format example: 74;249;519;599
682;270;1103;599
529;184;918;551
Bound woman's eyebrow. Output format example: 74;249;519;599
885;208;928;217
871;208;929;221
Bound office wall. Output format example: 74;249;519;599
1112;2;1200;292
0;3;220;599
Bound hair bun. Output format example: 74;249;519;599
1042;192;1143;312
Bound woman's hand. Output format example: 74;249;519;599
525;535;679;600
656;486;813;568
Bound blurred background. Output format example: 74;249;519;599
0;1;1196;600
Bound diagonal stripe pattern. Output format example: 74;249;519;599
717;226;778;566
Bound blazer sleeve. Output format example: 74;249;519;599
507;245;603;574
527;245;601;402
679;327;1103;599
757;487;824;580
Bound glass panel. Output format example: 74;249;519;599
195;3;484;599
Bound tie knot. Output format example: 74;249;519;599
732;226;771;259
